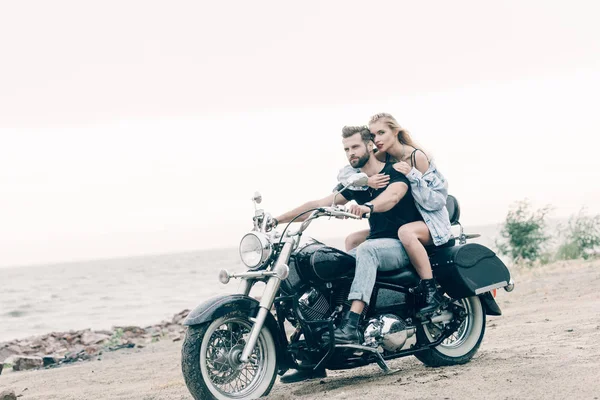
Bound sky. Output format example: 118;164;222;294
1;0;599;267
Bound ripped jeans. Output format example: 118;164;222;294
347;238;410;305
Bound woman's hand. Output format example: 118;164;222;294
367;173;390;189
393;161;412;175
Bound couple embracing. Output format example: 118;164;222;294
274;113;453;374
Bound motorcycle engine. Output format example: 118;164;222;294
298;288;331;321
363;314;416;352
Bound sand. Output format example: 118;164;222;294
1;259;599;400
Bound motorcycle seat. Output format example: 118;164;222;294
377;264;420;286
376;238;456;287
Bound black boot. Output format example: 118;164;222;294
333;311;361;344
280;367;327;384
416;279;444;319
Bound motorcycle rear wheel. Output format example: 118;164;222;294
414;295;486;367
181;310;278;400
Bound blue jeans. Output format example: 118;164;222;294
347;238;410;305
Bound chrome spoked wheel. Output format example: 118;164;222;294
415;296;486;367
424;298;474;350
182;309;278;400
202;318;266;397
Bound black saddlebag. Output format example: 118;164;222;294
430;243;510;299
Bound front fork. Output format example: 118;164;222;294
238;242;293;363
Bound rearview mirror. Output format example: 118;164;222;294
346;173;368;188
331;172;369;206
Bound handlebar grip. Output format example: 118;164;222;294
362;213;371;219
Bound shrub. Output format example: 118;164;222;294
556;208;600;260
497;200;552;264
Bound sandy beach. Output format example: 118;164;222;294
2;259;599;400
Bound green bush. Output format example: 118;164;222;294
497;200;552;264
555;241;581;260
556;208;600;260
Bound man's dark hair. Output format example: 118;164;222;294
341;125;373;143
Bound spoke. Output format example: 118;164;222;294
204;318;266;396
244;368;253;381
243;367;255;379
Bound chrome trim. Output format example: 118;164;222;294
429;310;454;324
335;343;381;353
239;244;292;363
239;279;252;296
474;281;508;295
226;270;280;280
504;278;515;292
218;269;230;284
239;275;283;363
272;263;289;280
239;232;272;270
335;344;392;373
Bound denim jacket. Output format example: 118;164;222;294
337;160;452;246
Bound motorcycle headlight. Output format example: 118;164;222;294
239;232;272;270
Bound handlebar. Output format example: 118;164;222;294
279;206;370;238
320;206;370;220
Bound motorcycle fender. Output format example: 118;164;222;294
183;294;261;326
183;294;289;369
478;292;502;316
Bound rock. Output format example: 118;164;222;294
145;327;161;337
64;345;84;356
84;345;101;355
106;343;135;352
116;326;145;335
0;389;17;400
81;331;110;346
171;309;190;324
3;356;16;365
0;346;20;362
13;356;43;371
43;356;61;367
0;363;3;375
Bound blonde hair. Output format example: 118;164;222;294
369;112;418;149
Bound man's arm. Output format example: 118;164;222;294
370;181;408;212
347;181;408;217
275;193;349;223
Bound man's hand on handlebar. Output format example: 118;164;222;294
266;216;278;231
348;204;370;219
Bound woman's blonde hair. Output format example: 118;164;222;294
369;112;418;149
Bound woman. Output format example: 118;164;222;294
341;112;452;318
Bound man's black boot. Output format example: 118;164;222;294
416;279;444;319
333;311;361;344
280;367;327;384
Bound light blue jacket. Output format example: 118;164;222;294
337;160;452;246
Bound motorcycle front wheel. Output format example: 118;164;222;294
414;295;486;367
181;310;278;400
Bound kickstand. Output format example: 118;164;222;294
375;352;400;375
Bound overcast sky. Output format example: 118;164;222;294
1;0;599;267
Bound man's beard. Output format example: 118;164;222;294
350;152;370;168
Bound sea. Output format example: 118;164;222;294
0;225;503;343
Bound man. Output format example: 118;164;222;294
275;125;423;382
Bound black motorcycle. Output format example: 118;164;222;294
181;173;514;400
